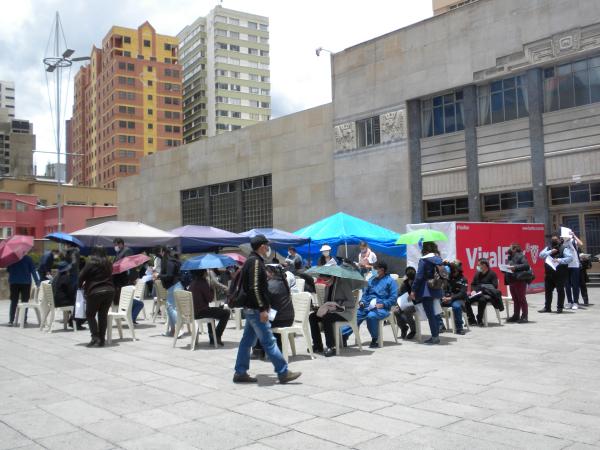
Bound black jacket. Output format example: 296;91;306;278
240;251;271;311
505;250;530;285
52;271;75;307
268;276;294;322
471;270;501;301
159;256;181;289
399;278;413;296
79;257;115;298
445;273;468;302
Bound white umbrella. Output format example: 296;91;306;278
71;221;178;248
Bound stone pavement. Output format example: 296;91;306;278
1;291;600;450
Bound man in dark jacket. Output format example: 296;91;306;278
189;270;229;346
539;234;573;313
394;266;417;339
38;249;59;281
470;258;503;326
112;237;132;305
157;246;182;336
233;235;301;384
52;261;86;330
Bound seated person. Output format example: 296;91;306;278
252;265;295;359
394;266;417;339
470;258;504;326
189;270;230;346
52;261;86;330
342;261;397;348
309;273;357;357
440;261;468;335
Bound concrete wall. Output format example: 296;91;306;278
118;104;336;231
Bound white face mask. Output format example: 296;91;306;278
322;251;330;257
114;246;120;253
265;246;272;258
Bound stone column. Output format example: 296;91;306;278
407;99;422;223
463;85;481;221
527;68;550;234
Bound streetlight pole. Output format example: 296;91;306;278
43;11;90;233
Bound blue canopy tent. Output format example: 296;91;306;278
240;228;310;255
293;212;405;264
170;225;250;253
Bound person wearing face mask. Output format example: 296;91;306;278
563;231;582;310
318;245;337;267
356;241;377;275
505;243;531;323
441;261;468;334
539;233;573;313
469;258;503;326
112;237;133;305
233;235;301;384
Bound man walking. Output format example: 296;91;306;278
233;235;301;384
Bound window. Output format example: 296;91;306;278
118;62;126;70
148;123;153;129
247;34;258;42
259;23;268;31
229;17;239;25
0;200;12;209
127;136;136;144
144;39;151;47
148;137;153;144
483;190;534;212
544;56;600;112
248;21;257;29
147;108;153;115
127;63;135;71
229;44;240;52
231;84;241;91
260;50;269;57
16;203;28;212
550;182;600;205
147;80;153;87
217;123;228;130
118;120;127;128
231;111;241;118
229;31;239;39
478;75;528;125
421;90;464;137
216;28;227;37
356;116;381;148
217;42;228;50
148;94;153;100
217;110;228;117
260;102;269;108
248;48;258;56
124;36;131;44
127;121;135;129
249;87;259;94
425;197;469;219
164;43;172;51
231;125;241;130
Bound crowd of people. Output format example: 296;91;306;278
3;228;595;383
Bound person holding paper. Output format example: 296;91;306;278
470;259;503;326
563;231;582;310
394;266;418;340
342;261;397;348
539;233;573;313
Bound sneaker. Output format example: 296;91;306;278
571;303;578;310
424;337;441;345
279;370;302;384
233;372;257;383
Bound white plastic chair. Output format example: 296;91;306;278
502;296;513;320
173;290;217;350
272;292;315;362
482;302;503;327
16;283;43;328
41;281;75;333
107;285;136;344
294;277;306;292
442;306;471;334
378;309;400;347
315;283;326;307
232;307;243;330
152;279;167;323
333;292;363;355
132;279;148;320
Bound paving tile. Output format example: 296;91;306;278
411;398;496;420
81;417;155;443
161;399;226;421
376;405;461;428
199;411;287;441
124;407;191;429
193;390;253;408
0;421;36;450
333;410;422;437
164;420;253;449
1;408;77;439
119;432;200;450
259;430;348;450
233;400;314;426
40;398;117;426
290;417;380;447
36;430;114;450
310;391;394;412
269;394;353;418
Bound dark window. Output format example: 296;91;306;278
550;183;600;206
544;55;600;111
356;116;380;148
477;75;528;125
483;190;534;212
424;197;469;219
124;36;131;44
144;39;151;47
422;91;464;137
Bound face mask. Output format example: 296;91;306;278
360;248;367;254
114;246;120;253
265;246;272;258
551;239;559;247
322;251;330;257
476;266;482;273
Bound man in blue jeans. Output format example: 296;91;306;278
233;235;301;384
342;261;397;348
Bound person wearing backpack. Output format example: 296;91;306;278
156;246;182;337
410;241;445;345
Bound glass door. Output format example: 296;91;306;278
584;213;600;257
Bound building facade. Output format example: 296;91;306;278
178;5;271;143
44;162;66;180
0;80;15;118
70;22;182;188
118;0;600;257
432;0;480;15
0;111;34;177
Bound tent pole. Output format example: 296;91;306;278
345;241;348;259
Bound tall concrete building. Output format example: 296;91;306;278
432;0;480;15
70;22;182;188
0;80;15;118
44;162;66;180
0;110;34;177
178;6;271;143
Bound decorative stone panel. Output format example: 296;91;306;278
379;109;407;144
334;122;356;152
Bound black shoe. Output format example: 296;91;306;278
538;308;552;313
369;339;378;349
400;325;408;339
477;318;484;327
342;334;349;348
439;325;447;333
556;309;563;314
324;348;336;357
233;373;257;383
217;339;224;347
456;329;466;335
518;317;528;323
312;345;324;353
76;325;87;331
98;340;105;347
86;338;100;348
424;337;441;345
278;370;302;384
406;330;416;340
468;318;477;326
507;316;519;323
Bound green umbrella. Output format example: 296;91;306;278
305;264;366;282
395;229;448;245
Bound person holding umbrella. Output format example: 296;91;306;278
112;237;133;305
6;248;40;326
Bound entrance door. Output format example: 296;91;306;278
584;213;600;257
561;215;581;236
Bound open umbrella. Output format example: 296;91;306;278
0;235;34;268
395;229;448;245
222;252;246;265
305;263;366;282
45;232;84;247
112;254;150;275
181;254;237;271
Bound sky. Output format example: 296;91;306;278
0;0;432;175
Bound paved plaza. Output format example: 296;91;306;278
1;291;600;450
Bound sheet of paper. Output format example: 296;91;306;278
545;255;558;271
368;299;377;310
498;264;513;273
268;308;277;321
560;226;572;238
469;291;481;299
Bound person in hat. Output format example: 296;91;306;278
52;261;86;330
6;251;40;326
318;244;337;267
356;241;377;275
233;234;301;384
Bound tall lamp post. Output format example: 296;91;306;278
42;12;89;232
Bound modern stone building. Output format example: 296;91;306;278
0;80;15;118
178;5;271;143
118;0;600;256
0;110;34;178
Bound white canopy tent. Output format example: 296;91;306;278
71;221;178;249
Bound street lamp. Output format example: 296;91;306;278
42;12;90;233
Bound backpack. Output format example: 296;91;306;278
427;263;449;290
226;270;246;308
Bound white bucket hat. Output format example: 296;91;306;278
320;244;332;252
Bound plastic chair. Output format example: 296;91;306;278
16;283;43;328
315;283;326;307
232;307;243;330
294;277;306;292
442;306;471;334
41;281;75;333
378;309;400;347
107;286;136;344
333;292;363;355
173;290;217;350
272;292;315;362
152;279;167;323
502;296;513;320
482;302;503;327
132;279;148;320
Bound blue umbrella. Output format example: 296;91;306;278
181;254;237;271
45;232;85;247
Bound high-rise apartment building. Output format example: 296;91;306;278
70;22;182;188
0;81;15;118
0;110;34;177
178;6;271;143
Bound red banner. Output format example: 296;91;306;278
455;222;545;294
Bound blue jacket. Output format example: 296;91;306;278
7;255;40;285
38;251;54;275
361;274;398;310
412;254;444;300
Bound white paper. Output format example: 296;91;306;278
398;292;412;310
469;291;482;299
560;226;572;239
498;264;513;273
545;255;558;271
268;308;277;321
368;299;377;310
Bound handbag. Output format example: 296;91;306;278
515;268;535;283
74;290;86;319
